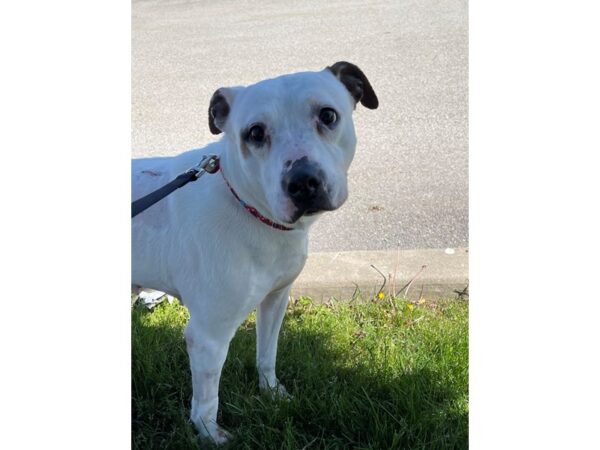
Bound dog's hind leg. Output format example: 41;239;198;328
256;285;292;398
184;317;235;445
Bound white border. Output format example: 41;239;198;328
471;1;600;448
1;1;130;448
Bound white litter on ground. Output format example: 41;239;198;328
136;289;175;309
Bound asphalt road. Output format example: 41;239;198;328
132;0;468;252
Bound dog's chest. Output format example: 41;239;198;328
265;246;307;292
243;235;307;294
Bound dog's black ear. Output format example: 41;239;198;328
327;61;378;110
208;89;230;135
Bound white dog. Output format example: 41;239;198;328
132;61;378;444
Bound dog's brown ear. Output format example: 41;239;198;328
327;61;378;110
208;89;230;135
209;87;244;134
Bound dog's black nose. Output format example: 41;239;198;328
287;171;321;201
282;158;332;217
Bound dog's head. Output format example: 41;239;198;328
208;61;378;226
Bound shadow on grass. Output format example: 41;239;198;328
132;304;468;450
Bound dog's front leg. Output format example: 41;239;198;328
256;285;292;397
184;317;234;445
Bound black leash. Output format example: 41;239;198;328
131;155;220;218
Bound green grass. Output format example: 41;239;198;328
132;296;468;449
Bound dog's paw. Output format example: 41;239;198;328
212;426;233;445
260;381;293;401
198;424;232;446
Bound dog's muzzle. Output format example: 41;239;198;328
282;158;334;222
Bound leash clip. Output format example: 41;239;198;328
186;154;220;179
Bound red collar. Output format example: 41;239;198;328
219;169;293;232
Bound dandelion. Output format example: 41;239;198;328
377;292;385;300
407;303;414;312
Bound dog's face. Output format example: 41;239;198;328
209;62;378;225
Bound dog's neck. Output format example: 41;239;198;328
219;169;293;232
218;151;284;226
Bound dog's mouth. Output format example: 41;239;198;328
288;211;316;224
288;204;336;223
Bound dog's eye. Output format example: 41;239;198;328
319;108;337;127
247;124;266;144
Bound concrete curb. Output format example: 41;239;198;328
291;248;468;302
